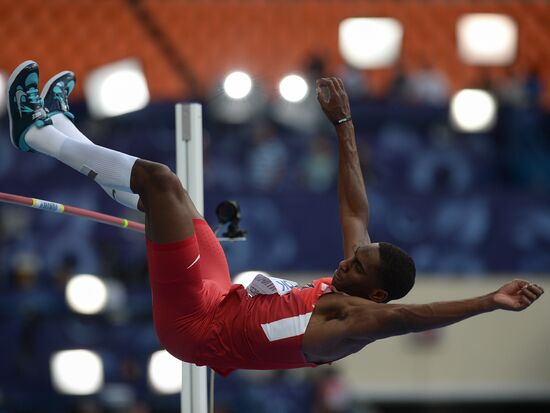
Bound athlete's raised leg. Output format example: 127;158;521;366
7;60;199;244
42;70;142;211
129;159;199;243
7;61;222;362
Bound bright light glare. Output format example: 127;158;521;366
99;70;148;114
233;271;267;288
148;350;182;394
0;71;6;115
450;89;497;133
223;71;253;100
339;18;403;69
51;350;103;395
457;14;517;65
66;274;108;315
279;74;308;103
84;59;150;118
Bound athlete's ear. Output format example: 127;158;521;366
369;288;388;303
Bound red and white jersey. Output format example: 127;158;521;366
194;277;335;376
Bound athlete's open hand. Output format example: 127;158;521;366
316;77;351;124
492;279;544;311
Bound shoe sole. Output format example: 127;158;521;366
7;60;38;150
40;70;74;100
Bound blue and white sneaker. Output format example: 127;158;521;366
7;60;52;152
41;70;76;121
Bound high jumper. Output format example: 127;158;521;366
6;60;544;376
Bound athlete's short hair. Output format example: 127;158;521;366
377;242;416;302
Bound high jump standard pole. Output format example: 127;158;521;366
175;103;208;413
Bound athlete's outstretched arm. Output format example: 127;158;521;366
344;279;544;341
317;77;370;258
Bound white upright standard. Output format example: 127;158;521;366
175;103;208;413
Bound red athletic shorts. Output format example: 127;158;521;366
146;219;326;376
146;219;231;364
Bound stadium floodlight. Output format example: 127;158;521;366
148;350;182;394
65;274;108;315
84;58;150;119
209;73;266;123
50;350;104;395
339;17;403;69
0;70;6;116
223;71;253;100
457;14;517;65
279;74;309;103
450;89;497;133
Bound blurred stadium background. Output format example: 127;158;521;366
1;0;549;412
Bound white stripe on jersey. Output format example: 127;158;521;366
261;312;312;342
186;254;201;269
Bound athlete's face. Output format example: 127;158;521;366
332;243;388;302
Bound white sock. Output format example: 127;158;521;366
100;185;140;210
50;113;93;144
50;113;141;210
25;124;138;193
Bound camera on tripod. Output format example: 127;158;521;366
215;200;247;240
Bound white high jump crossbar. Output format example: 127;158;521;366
175;103;208;413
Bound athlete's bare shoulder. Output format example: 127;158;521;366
303;291;377;363
314;289;377;317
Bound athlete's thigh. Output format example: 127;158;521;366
133;160;196;243
193;219;232;290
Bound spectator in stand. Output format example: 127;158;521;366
497;67;529;108
247;121;289;191
406;61;449;105
301;134;337;193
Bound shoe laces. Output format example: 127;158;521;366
25;87;48;121
19;87;42;113
53;87;74;119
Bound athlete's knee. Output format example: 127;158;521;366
146;163;180;193
131;160;183;197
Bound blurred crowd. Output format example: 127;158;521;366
0;57;549;412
